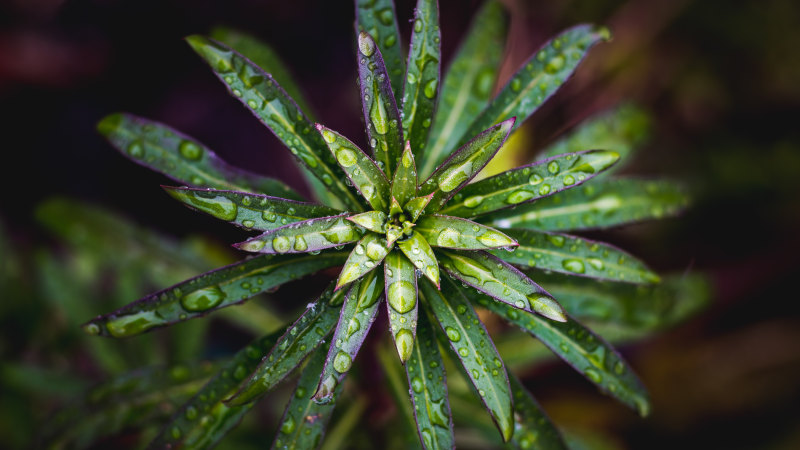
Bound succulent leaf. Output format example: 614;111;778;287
337;233;390;289
347;211;388;233
355;0;405;105
392;142;419;206
415;214;517;250
235;213;365;254
508;373;568;449
397;231;440;286
384;250;420;362
404;193;435;222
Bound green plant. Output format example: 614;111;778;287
84;0;690;448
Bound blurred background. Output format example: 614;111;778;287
1;0;799;448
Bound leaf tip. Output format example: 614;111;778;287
357;31;377;57
81;321;102;336
96;113;123;136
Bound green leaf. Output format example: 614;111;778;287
315;270;383;402
507;374;567;449
436;249;566;322
164;187;340;231
357;31;405;176
440;150;619;218
422;0;508;177
355;0;405;105
392;142;418;206
404;192;435;222
483;178;690;231
493;229;660;284
405;312;455;449
537;103;651;175
397;231;440;287
235;213;365;254
273;346;343;450
317;124;391;210
347;211;387;233
456;25;610;148
421;277;513;442
185;35;364;211
337;233;390;289
97;113;302;199
419;118;515;212
415;214;517;250
384;250;419;362
473;293;651;416
226;284;345;406
402;0;441;162
82;252;347;338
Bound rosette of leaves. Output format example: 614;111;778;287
85;0;689;448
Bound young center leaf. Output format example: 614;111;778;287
337;233;390;289
392;142;418;206
396;230;440;287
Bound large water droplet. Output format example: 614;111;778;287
437;161;472;192
477;230;513;247
445;326;461;342
388;280;416;313
506;190;534;204
395;329;414;361
179;141;203;161
181;286;226;312
411;376;423;393
336;148;357;167
423;79;438;99
562;258;586;273
293;236;308;252
464;195;483;208
272;236;292;253
358;33;376;57
333;351;352;373
280;415;296;434
545;55;566;74
437;228;460;247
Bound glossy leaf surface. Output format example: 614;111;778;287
347;211;387;233
415;214;517;250
337;233;390;289
235;213;364;254
355;0;405;104
404;193;435;222
397;231;439;286
392;142;418;206
508;374;567;449
384;251;419;362
440;150;619;218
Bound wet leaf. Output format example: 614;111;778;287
82;252;346;338
397;231;439;286
164;187;340;232
97;113;301;199
384;250;419;362
347;211;387;233
337;233;390;289
440;150;619;218
508;373;567;449
355;0;405;105
483;178;690;231
404;192;435;222
392;142;418;206
415;214;517;250
235;213;365;254
421;277;513;442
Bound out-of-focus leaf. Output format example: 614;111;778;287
508;374;567;449
235;214;365;254
355;0;405;105
415;214;517;250
392;143;418;206
384;250;419;362
337;233;389;289
397;231;440;287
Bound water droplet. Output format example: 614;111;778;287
181;286;226;312
189;195;238;221
464;195;484;208
458;347;469;357
336;148;357;167
423;79;438;99
562;258;586;273
185;406;198;420
358;33;376;57
477;230;513;247
538;184;551;195
270;236;291;253
528;294;566;322
242;219;255;228
445;327;461;342
178;141;203;161
547;235;565;247
510;78;521;92
547;161;560;174
414;18;423;33
395;329;414;361
411;376;423;393
587;258;604;270
388;280;416;313
506;190;534;204
293;236;308;252
333;351;352;373
262;210;277;222
545;55;566;74
437;228;460;247
584;368;602;383
563;174;575;185
280;415;296;434
378;8;394;25
127;141;144;158
437;160;472;192
528;173;543;185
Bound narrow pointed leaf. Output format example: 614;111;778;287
483;178;690;231
355;0;405;105
415;214;517;250
437;249;566;322
422;0;508;177
357;31;405;175
508;374;568;449
392;142;418;206
82;252;347;338
185;35;364;211
164;187;339;231
492;229;660;284
440;150;619;218
273;346;343;450
337;233;390;289
226;284;345;406
385;250;419;362
98;113;301;199
315;270;383;402
235;213;365;254
538;103;651;176
401;0;441;161
457;25;610;147
419;118;515;212
149;331;283;449
405;312;454;449
397;231;440;286
347;211;387;233
421;277;513;442
473;292;651;416
317;124;391;210
404;193;435;222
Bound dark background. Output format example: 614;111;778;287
1;0;799;448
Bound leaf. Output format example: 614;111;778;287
456;25;610;148
97;113;302;199
273;346;343;450
436;249;566;322
235;213;365;254
226;284;346;406
440;150;619;218
482;178;690;231
507;374;567;449
356;31;405;175
316;124;391;210
405;312;455;449
347;211;387;233
392;142;418;206
315;270;383;402
185;35;365;211
82;252;346;338
537;103;651;175
492;229;660;284
164;187;340;231
355;0;405;105
384;250;419;362
418;118;515;212
404;192;435;222
397;231;440;286
401;0;441;162
337;233;390;289
421;277;513;442
422;0;508;177
415;214;517;250
472;292;651;416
